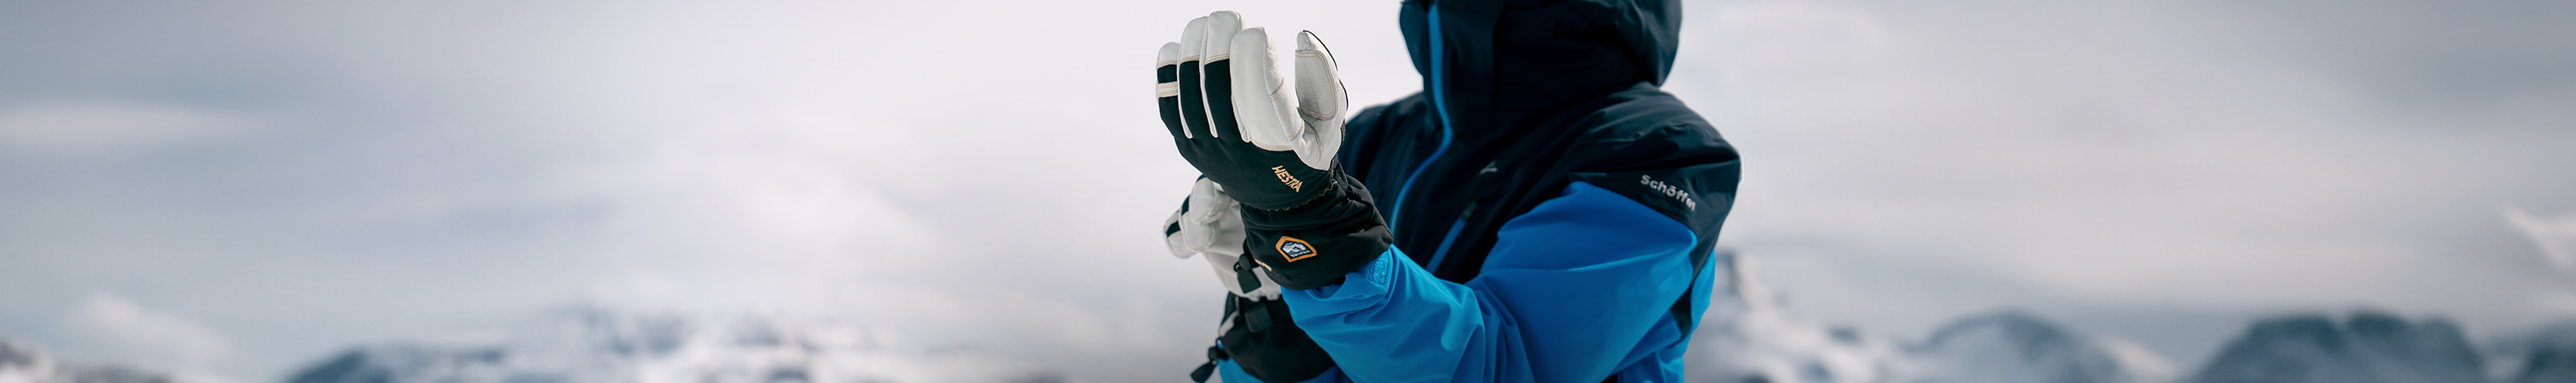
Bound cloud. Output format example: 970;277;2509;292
2506;207;2576;273
1668;0;2576;362
1693;0;2576;300
0;100;261;154
0;0;2568;381
63;293;233;369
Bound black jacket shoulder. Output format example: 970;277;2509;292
1549;84;1740;236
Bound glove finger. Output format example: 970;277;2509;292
1163;197;1193;259
1175;16;1213;140
1181;178;1227;254
1184;177;1236;225
1230;27;1300;152
1292;31;1349;171
1184;178;1247;276
1156;42;1186;139
1199;11;1242;140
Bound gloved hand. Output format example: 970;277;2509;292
1162;178;1282;300
1155;11;1349;211
1157;11;1388;290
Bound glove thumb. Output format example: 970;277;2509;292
1290;31;1347;172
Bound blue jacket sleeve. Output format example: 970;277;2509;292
1280;181;1701;383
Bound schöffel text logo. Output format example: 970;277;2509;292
1640;175;1697;211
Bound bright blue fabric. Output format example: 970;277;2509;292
1277;182;1704;382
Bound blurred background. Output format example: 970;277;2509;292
2;1;2571;382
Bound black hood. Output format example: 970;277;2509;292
1399;0;1682;113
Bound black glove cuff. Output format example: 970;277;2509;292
1241;172;1392;290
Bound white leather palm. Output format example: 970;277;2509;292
1157;11;1350;172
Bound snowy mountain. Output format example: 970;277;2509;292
42;251;2554;383
0;338;172;383
2484;320;2576;383
281;307;1060;383
1686;251;1904;383
1682;252;2169;383
1896;311;2175;383
2509;340;2576;383
2189;311;2485;383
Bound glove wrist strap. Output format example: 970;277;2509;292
1241;173;1391;290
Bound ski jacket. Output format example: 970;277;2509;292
1210;1;1740;382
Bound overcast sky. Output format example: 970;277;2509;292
2;1;2571;381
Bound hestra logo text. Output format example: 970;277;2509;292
1276;236;1316;262
1640;175;1697;211
1272;165;1304;192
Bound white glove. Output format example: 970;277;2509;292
1154;11;1352;210
1162;178;1282;300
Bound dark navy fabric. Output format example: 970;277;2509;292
1350;0;1731;283
1214;0;1740;381
1219;360;1349;383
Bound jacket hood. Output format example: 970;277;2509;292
1399;0;1682;113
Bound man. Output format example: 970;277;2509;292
1156;1;1739;381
